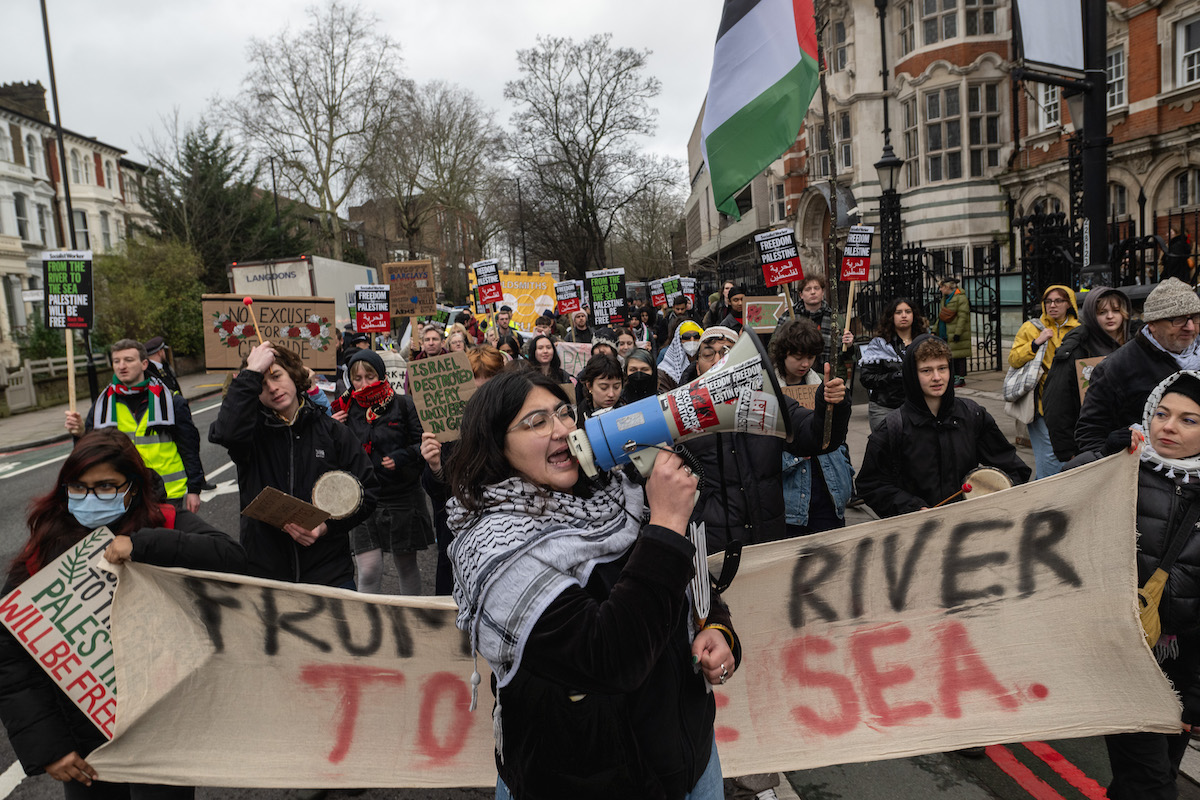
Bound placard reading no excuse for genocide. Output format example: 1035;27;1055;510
42;250;94;330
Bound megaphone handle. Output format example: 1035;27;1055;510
674;444;705;494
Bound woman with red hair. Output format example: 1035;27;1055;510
0;429;243;797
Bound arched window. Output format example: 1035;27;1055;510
1108;183;1128;218
70;149;81;183
25;135;41;176
82;153;93;184
104;160;115;190
1031;196;1064;215
0;128;10;162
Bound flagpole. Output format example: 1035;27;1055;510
815;0;843;447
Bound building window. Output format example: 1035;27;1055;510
1177;169;1200;208
37;204;49;245
13;194;29;241
0;128;9;162
925;86;962;182
100;212;112;251
105;160;115;190
964;0;997;35
836;112;852;170
899;1;916;56
922;0;957;47
1179;15;1200;87
967;83;1001;177
115;218;124;243
813;124;831;178
126;174;140;205
773;184;786;222
70;149;82;183
1109;183;1128;218
903;97;920;188
1033;196;1064;215
82;154;93;184
72;210;90;250
1038;83;1060;130
1106;48;1126;109
833;21;848;72
25;135;41;176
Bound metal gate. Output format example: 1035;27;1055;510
854;240;1003;373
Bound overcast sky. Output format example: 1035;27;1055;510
2;0;723;169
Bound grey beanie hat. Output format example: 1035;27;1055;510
1143;278;1200;323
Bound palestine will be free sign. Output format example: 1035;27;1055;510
754;228;803;287
43;250;94;329
585;268;627;326
841;225;875;281
354;285;390;333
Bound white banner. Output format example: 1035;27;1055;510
84;451;1178;787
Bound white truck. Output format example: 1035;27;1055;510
227;255;379;326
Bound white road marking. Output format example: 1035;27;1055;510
201;477;240;502
0;452;68;482
0;463;16;475
0;760;24;798
192;399;223;415
206;460;236;480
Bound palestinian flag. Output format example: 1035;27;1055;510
701;0;820;219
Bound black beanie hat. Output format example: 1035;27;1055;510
346;348;386;383
1164;374;1200;410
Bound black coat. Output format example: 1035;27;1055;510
688;392;852;552
208;370;378;586
341;393;424;507
858;336;908;409
0;509;244;776
1043;323;1124;463
1074;331;1180;456
493;525;739;800
858;334;1030;517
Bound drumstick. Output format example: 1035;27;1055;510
243;297;266;346
931;483;973;508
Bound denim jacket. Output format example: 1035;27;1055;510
775;369;856;526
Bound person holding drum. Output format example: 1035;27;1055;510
445;370;739;800
858;334;1029;517
331;349;432;595
1065;371;1200;799
209;341;378;587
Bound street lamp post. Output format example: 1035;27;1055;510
874;0;907;302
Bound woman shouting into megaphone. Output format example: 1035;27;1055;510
445;371;740;799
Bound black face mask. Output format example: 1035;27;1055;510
624;371;657;402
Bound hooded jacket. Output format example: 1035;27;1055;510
209;369;379;586
1008;285;1081;414
1043;287;1132;462
937;287;971;359
858;334;1031;517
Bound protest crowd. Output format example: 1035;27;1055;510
5;260;1200;800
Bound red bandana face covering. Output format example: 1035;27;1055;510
350;380;394;423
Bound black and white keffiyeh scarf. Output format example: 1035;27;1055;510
448;472;644;708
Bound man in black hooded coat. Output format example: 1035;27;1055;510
858;334;1029;517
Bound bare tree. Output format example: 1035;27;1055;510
221;0;403;260
610;159;687;281
504;34;677;278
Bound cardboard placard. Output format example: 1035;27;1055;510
555;280;581;315
781;383;818;409
202;294;336;372
241;486;330;531
379;350;407;396
43;250;94;329
0;527;117;737
473;259;503;306
354;284;390;333
755;228;803;287
385;260;436;317
1076;356;1106;403
408;351;477;442
586;268;627;326
840;225;875;281
744;296;788;334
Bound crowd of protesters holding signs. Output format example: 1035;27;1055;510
7;250;1200;800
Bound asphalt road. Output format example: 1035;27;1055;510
0;400;1198;799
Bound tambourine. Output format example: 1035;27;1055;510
311;471;363;519
962;466;1014;499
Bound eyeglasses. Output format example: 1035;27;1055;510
680;333;701;341
1166;314;1200;329
64;479;130;500
508;403;577;435
1045;298;1068;305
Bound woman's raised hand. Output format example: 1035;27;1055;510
645;448;698;535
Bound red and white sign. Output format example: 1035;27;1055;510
354;285;390;333
554;280;581;314
473;259;503;306
754;228;804;287
649;279;667;309
681;277;697;307
840;226;875;281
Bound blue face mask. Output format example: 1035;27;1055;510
67;490;130;529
